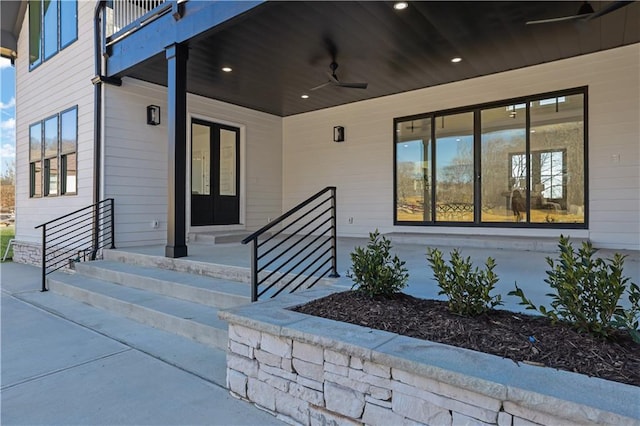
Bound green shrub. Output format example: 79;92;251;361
426;247;502;316
509;235;640;342
347;230;409;297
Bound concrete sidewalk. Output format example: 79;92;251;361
0;261;284;425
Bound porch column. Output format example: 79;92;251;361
165;43;188;258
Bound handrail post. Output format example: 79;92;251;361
250;239;258;302
329;186;340;278
90;201;99;261
41;224;48;292
109;198;116;249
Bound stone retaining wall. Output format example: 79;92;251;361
219;290;639;426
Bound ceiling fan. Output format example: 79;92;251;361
526;0;633;25
310;61;368;91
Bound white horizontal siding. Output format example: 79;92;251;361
103;78;282;247
14;2;96;243
283;44;640;250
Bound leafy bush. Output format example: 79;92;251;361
347;230;409;297
509;235;640;342
426;248;503;316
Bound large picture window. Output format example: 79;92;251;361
29;0;77;69
394;88;586;228
29;106;78;198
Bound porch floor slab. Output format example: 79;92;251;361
111;236;639;313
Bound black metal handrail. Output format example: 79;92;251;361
242;187;339;302
35;199;115;292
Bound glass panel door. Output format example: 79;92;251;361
480;104;527;222
529;94;585;224
191;120;240;226
435;112;474;222
191;124;210;196
395;118;432;222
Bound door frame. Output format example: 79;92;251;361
187;113;246;234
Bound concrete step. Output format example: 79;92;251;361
102;248;339;291
47;271;229;349
73;260;250;309
385;232;589;252
103;249;253;283
188;230;254;244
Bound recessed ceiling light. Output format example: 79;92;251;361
221;67;232;72
301;94;309;99
451;57;462;63
394;2;408;10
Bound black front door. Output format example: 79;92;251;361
191;119;240;226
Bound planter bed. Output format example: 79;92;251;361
218;288;639;426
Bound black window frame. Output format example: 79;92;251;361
29;106;78;198
29;0;78;71
393;87;588;229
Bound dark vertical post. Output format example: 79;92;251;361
90;202;99;260
250;240;258;302
165;43;188;258
41;225;48;292
329;186;340;278
109;198;116;249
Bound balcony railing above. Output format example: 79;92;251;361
105;0;170;43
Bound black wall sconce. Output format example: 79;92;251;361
147;105;161;126
333;126;345;142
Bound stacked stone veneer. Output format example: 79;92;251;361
220;292;639;426
12;240;101;271
11;240;41;266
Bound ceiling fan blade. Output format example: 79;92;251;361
587;0;633;20
336;82;368;89
526;13;590;25
310;81;332;91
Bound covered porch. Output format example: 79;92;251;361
95;0;640;257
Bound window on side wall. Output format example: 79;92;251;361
29;0;78;70
29;106;78;198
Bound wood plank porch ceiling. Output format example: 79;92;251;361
119;1;640;117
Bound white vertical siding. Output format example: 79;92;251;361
14;2;96;243
283;44;640;250
103;78;282;247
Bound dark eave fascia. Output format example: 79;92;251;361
0;0;27;59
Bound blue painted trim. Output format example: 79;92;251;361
106;1;264;76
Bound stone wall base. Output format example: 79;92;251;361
219;293;639;426
11;240;41;266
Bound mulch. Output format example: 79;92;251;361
292;291;640;387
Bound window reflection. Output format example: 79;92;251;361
435;112;474;222
481;105;527;222
530;94;584;223
395;118;431;221
394;90;586;227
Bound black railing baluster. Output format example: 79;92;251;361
242;187;338;302
35;199;116;292
110;198;116;249
330;187;339;278
250;239;258;302
41;224;47;292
